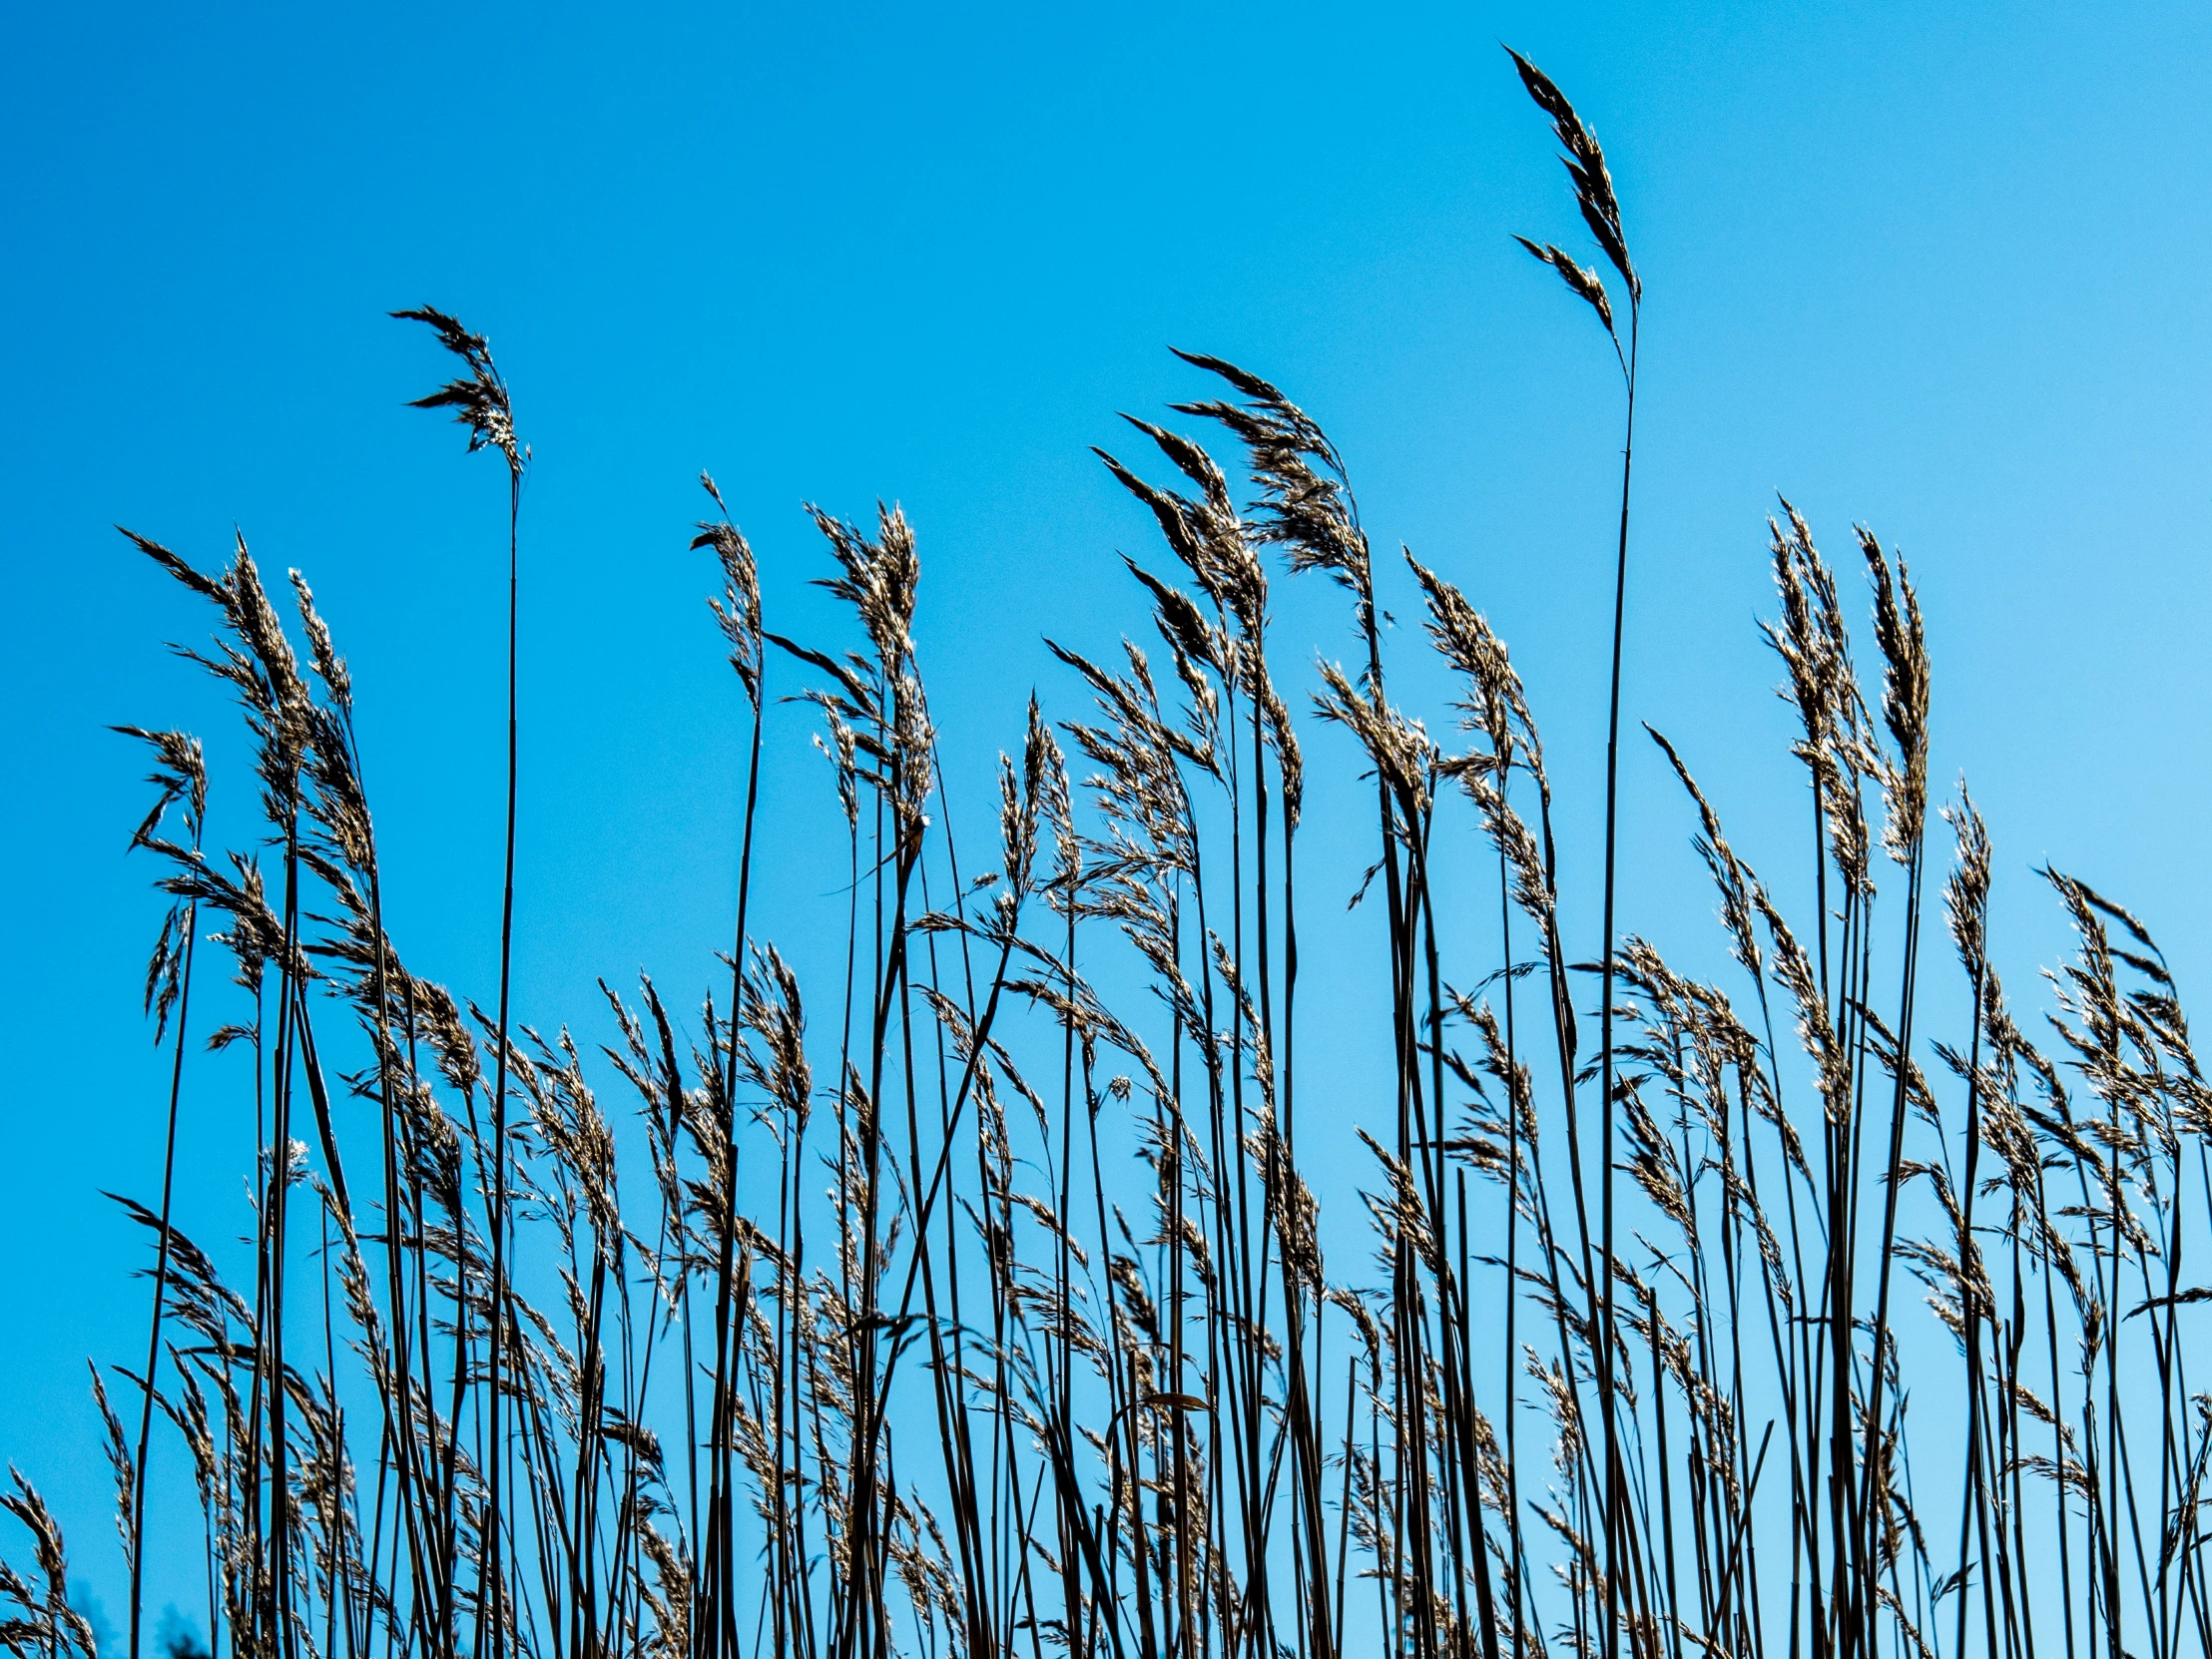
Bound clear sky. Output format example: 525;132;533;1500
3;0;2208;1626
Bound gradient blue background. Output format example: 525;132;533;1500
5;0;2209;1629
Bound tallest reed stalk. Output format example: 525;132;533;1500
1507;47;1642;1659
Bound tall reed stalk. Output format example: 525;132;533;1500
392;306;525;1659
1505;50;1642;1659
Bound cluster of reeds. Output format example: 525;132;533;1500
10;48;2209;1659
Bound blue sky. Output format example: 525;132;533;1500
4;0;2209;1625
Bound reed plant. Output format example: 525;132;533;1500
9;48;2207;1659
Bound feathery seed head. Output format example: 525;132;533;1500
694;472;763;705
1862;525;1930;863
1505;47;1638;305
1169;350;1373;615
392;304;523;478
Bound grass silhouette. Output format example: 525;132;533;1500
7;48;2203;1659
